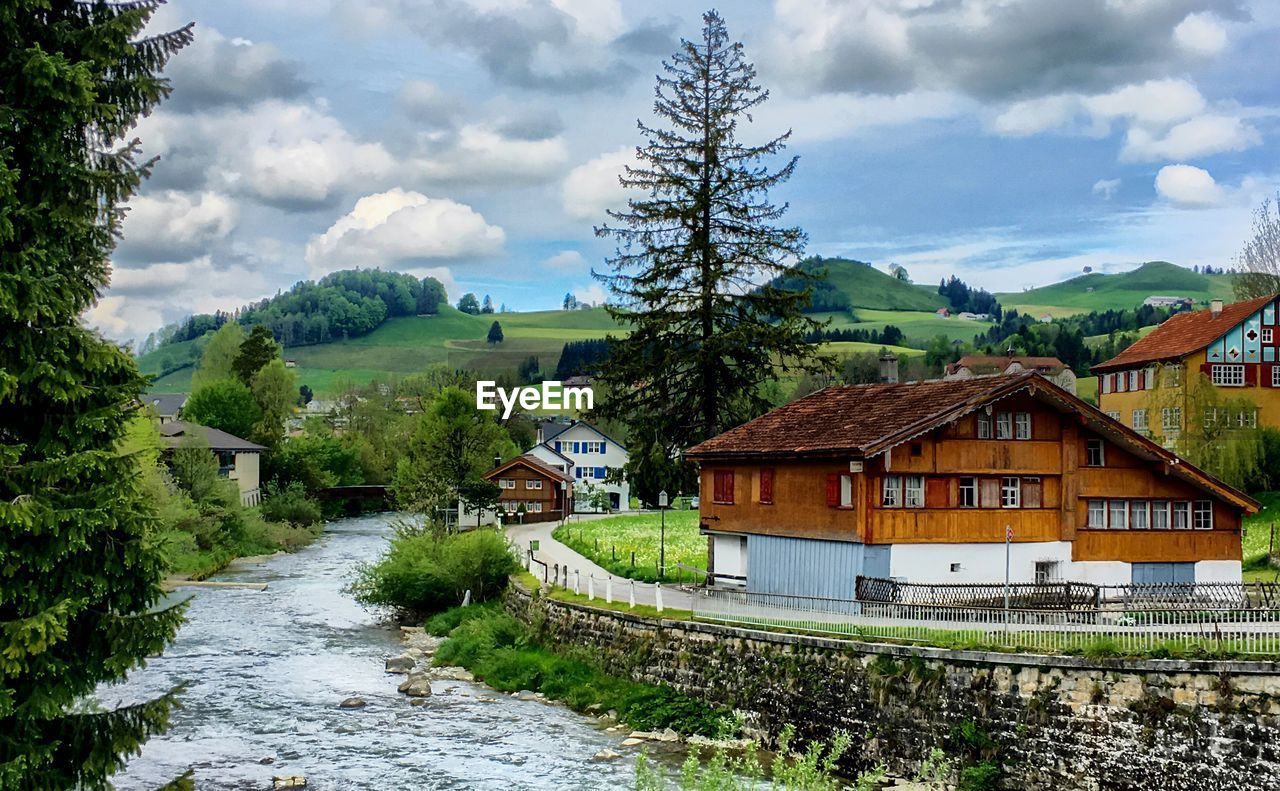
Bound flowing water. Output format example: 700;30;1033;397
108;514;671;790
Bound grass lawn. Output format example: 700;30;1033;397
1076;376;1098;405
553;511;705;583
1243;492;1280;582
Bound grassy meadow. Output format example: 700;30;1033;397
996;262;1235;318
553;511;705;583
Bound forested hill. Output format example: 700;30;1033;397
141;269;447;355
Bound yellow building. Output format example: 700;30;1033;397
1093;295;1280;445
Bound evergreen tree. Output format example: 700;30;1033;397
298;384;315;406
0;2;191;784
487;320;504;345
232;324;280;385
592;11;830;498
480;294;495;314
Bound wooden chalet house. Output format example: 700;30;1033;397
1093;294;1280;443
483;453;573;524
685;373;1255;599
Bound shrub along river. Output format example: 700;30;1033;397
108;513;672;789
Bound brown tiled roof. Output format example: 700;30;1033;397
686;373;1257;512
947;355;1067;375
1091;295;1275;373
687;375;1032;460
158;421;266;452
485;453;575;483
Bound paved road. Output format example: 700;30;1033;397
505;513;694;611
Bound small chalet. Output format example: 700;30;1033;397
158;421;266;506
484;453;574;523
686;373;1255;598
945;355;1077;394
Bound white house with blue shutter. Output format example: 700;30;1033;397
536;420;631;512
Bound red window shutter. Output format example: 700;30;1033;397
760;468;774;504
713;471;724;504
724;470;734;504
826;473;839;507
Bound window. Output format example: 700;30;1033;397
959;477;978;508
996;412;1013;439
1172;501;1190;529
1015;412;1032;440
840;474;853;507
1087;499;1106;528
1236;410;1258;429
1194;501;1213;530
1116;372;1126;393
1162;407;1182;433
499;478;516;489
1130;501;1148;529
1034;561;1060;584
882;475;901;508
1265;328;1274;344
950;563;962;573
525;479;543;490
1132;409;1148;432
1211;364;1245;386
1273;366;1280;388
1165;365;1182;387
759;468;775;505
529;501;543;513
1129;370;1140;391
1105;411;1120;420
1001;477;1020;508
1151;501;1169;529
910;442;923;457
904;476;924;508
1109;500;1128;529
977;412;992;439
713;470;735;504
1145;367;1156;389
1101;374;1112;394
1085;439;1105;467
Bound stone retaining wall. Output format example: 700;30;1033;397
506;583;1280;790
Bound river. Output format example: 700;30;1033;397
107;514;670;790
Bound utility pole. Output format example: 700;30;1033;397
1004;525;1013;626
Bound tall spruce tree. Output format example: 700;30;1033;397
593;10;830;499
1;2;191;785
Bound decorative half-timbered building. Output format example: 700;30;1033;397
685;373;1256;598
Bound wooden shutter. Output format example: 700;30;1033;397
925;478;948;508
826;473;839;507
1023;478;1043;509
759;468;775;504
979;478;1000;508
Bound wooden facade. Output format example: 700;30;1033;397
694;383;1253;568
484;455;572;524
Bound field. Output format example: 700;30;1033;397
817;258;947;311
997;262;1235;318
553;511;704;583
1243;492;1280;582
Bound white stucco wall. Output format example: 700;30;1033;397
547;423;631;510
888;541;1075;585
1195;560;1243;584
712;535;747;586
230;452;260;494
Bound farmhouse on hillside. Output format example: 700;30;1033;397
535;419;631;511
685;373;1255;598
1093;294;1280;443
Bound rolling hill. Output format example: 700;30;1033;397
812;257;948;311
996;262;1236;317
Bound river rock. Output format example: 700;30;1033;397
620;738;645;747
385;654;416;674
586;703;604;713
272;776;306;789
592;749;621;761
515;690;539;701
338;697;367;709
398;672;432;697
409;698;429;707
657;728;680;743
431;666;474;682
627;731;661;741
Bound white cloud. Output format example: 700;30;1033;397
561;147;641;222
572;283;608;306
411;124;568;186
1154;164;1225;207
760;91;973;143
1174;13;1228;56
117;190;238;262
304;188;505;276
1092;178;1121;200
1122;114;1261;162
543;250;587;271
993;79;1206;138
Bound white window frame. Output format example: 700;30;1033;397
499;478;516;489
996;412;1013;440
1151;501;1170;529
1236;410;1258;429
1162;407;1182;433
882;475;901;508
1087;499;1106;528
529;501;543;513
1116;372;1127;393
904;476;924;508
1109;500;1128;530
1194;500;1213;530
1172;501;1191;530
977;412;992;439
1132;409;1148;432
959;477;978;508
1273;366;1280;388
1000;477;1020;509
1129;370;1140;391
1101;374;1112;395
1130;501;1149;530
1105;410;1120;420
1265;328;1274;344
1166;365;1182;387
525;479;543;490
840;474;853;508
1086;439;1105;467
1015;412;1032;440
1211;364;1245;387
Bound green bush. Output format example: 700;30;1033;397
349;528;518;615
260;482;323;528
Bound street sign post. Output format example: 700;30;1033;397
658;490;668;578
1004;525;1013;623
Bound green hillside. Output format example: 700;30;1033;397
997;262;1235;317
817;258;948;311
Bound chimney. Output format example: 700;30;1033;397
493;454;502;468
879;353;899;384
1210;298;1223;318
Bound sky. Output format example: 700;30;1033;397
90;0;1280;344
